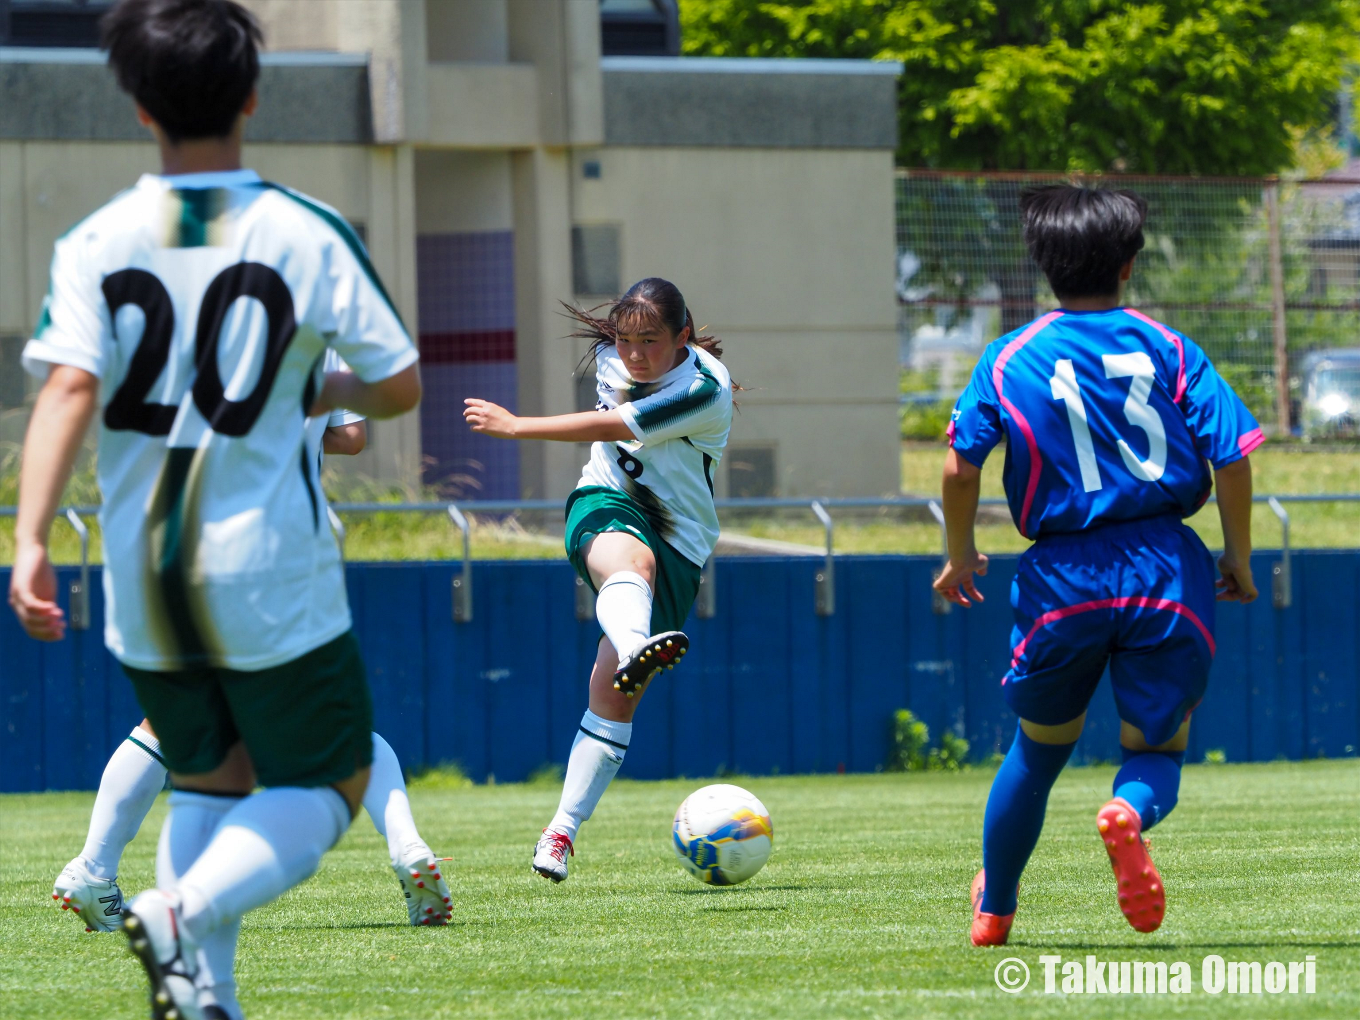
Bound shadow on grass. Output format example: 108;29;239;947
668;884;812;895
264;921;413;931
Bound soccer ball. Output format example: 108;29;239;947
672;783;773;886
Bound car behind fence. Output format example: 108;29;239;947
897;169;1360;438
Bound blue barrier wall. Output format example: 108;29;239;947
2;551;1357;792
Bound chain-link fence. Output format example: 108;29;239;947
897;170;1360;439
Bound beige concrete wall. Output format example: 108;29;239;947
569;146;900;496
426;0;509;62
5;141;160;334
0;140;422;486
240;0;429;143
424;63;539;148
0;144;27;336
415;150;514;232
508;0;603;147
234;0;342;50
512;147;582;499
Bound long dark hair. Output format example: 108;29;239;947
564;277;726;371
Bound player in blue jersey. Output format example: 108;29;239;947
935;185;1261;947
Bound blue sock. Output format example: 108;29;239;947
1113;748;1184;830
979;728;1075;916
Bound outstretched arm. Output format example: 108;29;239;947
932;448;989;607
10;365;99;641
1213;456;1257;602
463;398;635;442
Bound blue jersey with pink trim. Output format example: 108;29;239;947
948;307;1262;538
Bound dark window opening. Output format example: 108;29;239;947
575;366;599;413
0;336;28;409
1;0;114;48
728;446;777;499
572;223;622;297
600;0;679;58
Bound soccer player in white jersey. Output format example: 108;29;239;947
465;277;733;883
50;349;451;947
10;2;421;1017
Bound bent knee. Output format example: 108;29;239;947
331;766;371;817
1120;718;1190;753
1020;712;1086;745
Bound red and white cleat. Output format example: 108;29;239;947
970;869;1015;947
1097;797;1165;933
52;856;125;933
532;830;573;883
392;843;452;926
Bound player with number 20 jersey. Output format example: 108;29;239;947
25;169;415;670
11;5;425;1016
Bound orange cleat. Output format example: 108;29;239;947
1097;797;1164;933
970;869;1015;947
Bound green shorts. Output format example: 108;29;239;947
122;630;374;788
565;486;703;635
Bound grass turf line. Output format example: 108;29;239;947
1;760;1356;1019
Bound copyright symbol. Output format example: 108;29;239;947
994;957;1029;993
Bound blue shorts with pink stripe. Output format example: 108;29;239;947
1003;513;1217;747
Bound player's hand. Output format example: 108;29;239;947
933;550;989;607
9;541;65;641
1215;554;1258;603
464;398;519;438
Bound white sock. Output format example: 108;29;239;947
595;571;653;662
175;786;350;943
197;919;243;1020
156;790;242;888
364;732;425;864
156;791;244;1020
79;727;167;879
546;711;632;842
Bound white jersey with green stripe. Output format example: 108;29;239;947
578;345;732;567
22;169;417;671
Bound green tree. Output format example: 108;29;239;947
681;0;1360;175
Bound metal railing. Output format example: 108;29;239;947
63;508;89;630
8;493;1354;624
1268;497;1291;609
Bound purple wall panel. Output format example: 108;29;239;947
420;363;520;499
416;232;515;334
416;231;519;497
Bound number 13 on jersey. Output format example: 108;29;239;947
1050;353;1168;493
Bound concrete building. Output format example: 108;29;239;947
0;0;901;499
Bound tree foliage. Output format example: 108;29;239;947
680;0;1360;174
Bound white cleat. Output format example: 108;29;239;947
532;830;573;883
123;889;202;1020
392;843;452;926
52;856;125;932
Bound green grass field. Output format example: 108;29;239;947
2;761;1356;1019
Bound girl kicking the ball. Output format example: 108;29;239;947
464;277;733;882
